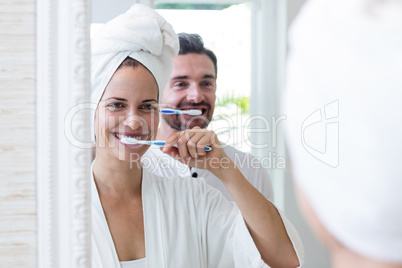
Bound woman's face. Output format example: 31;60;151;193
94;65;159;162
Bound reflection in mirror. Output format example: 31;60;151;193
89;3;303;267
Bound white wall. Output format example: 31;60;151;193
0;0;36;266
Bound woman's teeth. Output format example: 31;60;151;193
116;134;144;140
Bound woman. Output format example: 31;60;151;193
91;4;302;268
284;0;402;267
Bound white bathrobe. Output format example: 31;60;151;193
142;144;274;202
91;168;302;267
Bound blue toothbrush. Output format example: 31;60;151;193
160;108;202;116
120;137;212;152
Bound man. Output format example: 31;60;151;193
143;33;274;202
141;33;304;265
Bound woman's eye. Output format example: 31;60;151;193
107;102;125;109
140;104;157;110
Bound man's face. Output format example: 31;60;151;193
161;53;216;131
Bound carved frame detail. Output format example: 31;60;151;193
37;0;91;267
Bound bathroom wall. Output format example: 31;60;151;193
0;0;36;266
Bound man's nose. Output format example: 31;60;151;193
186;84;203;103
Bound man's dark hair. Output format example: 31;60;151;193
177;33;218;78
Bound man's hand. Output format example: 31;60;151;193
161;127;233;175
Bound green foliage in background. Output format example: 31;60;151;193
215;93;249;115
155;3;233;10
212;93;250;147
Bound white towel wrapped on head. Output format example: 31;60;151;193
90;4;179;142
91;4;179;106
284;0;402;264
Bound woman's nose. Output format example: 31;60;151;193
123;114;144;130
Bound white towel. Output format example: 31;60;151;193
284;0;402;264
91;4;179;105
90;4;179;141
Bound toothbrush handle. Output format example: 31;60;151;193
160;109;179;114
151;141;167;146
152;141;212;151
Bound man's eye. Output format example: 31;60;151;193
202;81;214;87
174;82;186;87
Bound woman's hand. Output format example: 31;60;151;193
161;127;232;176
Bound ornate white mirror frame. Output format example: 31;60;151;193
36;0;91;266
33;1;283;267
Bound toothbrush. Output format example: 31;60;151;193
120;137;212;151
160;108;202;116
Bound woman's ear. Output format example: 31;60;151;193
91;147;96;161
93;107;99;143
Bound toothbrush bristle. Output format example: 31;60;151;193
120;137;139;144
186;110;202;116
